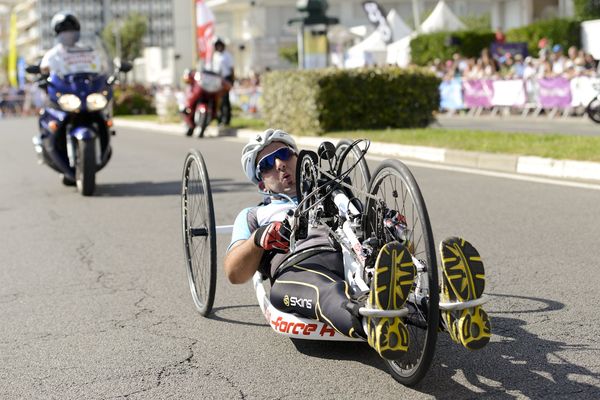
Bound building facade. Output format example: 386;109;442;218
205;0;575;76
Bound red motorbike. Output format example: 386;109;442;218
181;69;231;138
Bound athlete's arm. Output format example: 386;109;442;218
223;233;264;284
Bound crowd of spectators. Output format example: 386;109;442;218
429;44;600;82
0;84;45;118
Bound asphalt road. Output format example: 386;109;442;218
1;117;600;399
435;114;600;136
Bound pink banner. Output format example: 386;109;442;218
538;77;572;109
462;79;494;108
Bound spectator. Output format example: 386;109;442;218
494;27;506;44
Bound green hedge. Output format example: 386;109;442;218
411;31;496;65
113;84;155;115
505;18;581;56
262;67;440;135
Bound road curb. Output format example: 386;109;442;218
115;119;600;183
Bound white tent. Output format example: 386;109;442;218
420;0;466;34
387;9;412;41
345;30;388;67
345;8;414;68
386;33;416;67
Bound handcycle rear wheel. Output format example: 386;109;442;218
364;159;439;387
586;96;600;124
335;139;371;207
295;150;320;213
181;149;217;316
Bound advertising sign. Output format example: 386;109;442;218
362;1;392;44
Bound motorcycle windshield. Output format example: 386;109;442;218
47;36;112;78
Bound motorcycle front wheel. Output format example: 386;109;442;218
76;139;96;196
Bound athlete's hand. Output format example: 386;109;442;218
253;221;291;253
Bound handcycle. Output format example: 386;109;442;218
180;139;488;386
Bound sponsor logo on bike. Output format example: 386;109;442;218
270;316;336;337
283;294;313;310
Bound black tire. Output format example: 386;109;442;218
335;139;371;208
364;159;439;387
76;139;96;196
586;96;600;124
198;103;212;138
181;149;217;316
295;150;319;214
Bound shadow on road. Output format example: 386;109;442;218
95;178;254;197
415;293;600;397
210;304;269;328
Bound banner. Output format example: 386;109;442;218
490;42;528;61
195;0;215;63
462;79;493;108
492;79;525;106
538;77;572;109
362;1;392;44
570;76;600;107
439;78;464;110
8;12;17;87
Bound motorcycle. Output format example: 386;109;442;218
27;40;131;196
181;69;231;138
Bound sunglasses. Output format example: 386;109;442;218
256;147;296;178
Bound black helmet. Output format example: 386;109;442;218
51;12;80;35
214;37;225;48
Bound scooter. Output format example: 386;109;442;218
27;48;132;196
181;69;230;138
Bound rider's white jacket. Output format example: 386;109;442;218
41;44;104;76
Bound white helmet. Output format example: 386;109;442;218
241;129;298;184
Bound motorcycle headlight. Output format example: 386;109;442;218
86;93;108;111
57;94;81;112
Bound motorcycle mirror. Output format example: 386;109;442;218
118;60;133;73
318;141;336;161
26;64;41;74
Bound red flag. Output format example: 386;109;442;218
196;0;215;62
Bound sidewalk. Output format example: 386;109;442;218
114;118;600;183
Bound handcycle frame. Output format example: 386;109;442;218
181;139;489;385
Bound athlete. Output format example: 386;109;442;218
224;129;491;359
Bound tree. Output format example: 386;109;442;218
102;13;148;61
574;0;600;20
278;45;298;66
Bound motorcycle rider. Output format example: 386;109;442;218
224;129;492;360
40;11;104;77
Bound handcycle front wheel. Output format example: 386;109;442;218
364;159;439;387
181;149;217;316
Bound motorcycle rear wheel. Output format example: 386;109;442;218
76;139;96;196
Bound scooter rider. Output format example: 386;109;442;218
211;38;234;126
225;129;492;358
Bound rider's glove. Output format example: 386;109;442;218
253;221;291;253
